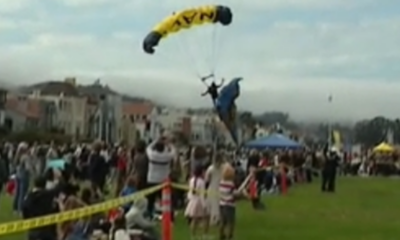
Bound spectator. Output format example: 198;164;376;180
205;151;225;225
115;147;128;196
120;176;137;213
191;146;208;175
22;176;59;240
89;141;108;194
131;140;148;191
13;142;32;213
146;136;175;218
59;196;87;240
0;155;7;195
126;197;159;240
112;216;130;240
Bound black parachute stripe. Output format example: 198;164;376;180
143;32;162;54
214;5;233;25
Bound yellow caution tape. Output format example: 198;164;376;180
0;184;165;236
171;183;191;192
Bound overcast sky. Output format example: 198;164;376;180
0;0;399;121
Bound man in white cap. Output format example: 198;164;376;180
125;198;159;240
321;146;340;192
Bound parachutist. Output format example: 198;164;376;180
201;78;225;104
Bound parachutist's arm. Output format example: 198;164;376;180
216;78;225;87
201;90;209;96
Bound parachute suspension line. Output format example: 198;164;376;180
156;50;199;79
210;25;219;78
176;34;203;79
155;50;180;67
208;0;220;77
175;24;214;80
142;5;233;81
184;0;210;76
214;24;229;78
168;8;203;79
178;0;220;79
190;27;211;76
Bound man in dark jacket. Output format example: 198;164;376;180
321;147;340;192
89;142;108;193
131;140;149;190
23;176;59;240
0;157;7;194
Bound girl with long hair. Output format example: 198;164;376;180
185;166;208;240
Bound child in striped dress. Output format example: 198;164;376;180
219;163;241;240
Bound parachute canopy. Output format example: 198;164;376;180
143;5;233;54
215;77;242;144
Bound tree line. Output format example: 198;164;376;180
239;111;399;147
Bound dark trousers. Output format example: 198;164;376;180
146;182;174;221
321;169;336;192
28;229;57;240
251;180;265;210
305;169;313;183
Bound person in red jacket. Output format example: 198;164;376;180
258;156;269;169
115;147;128;196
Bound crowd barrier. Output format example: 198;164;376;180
0;167;289;240
0;184;165;236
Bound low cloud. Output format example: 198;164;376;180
0;0;398;121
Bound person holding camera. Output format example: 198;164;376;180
145;135;176;218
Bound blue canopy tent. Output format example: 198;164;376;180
46;159;66;170
245;133;303;149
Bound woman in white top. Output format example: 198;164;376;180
204;152;224;225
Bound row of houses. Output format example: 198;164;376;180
0;78;252;145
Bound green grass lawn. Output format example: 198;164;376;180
1;177;400;240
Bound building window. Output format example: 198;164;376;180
191;133;199;140
0;90;6;103
174;122;182;129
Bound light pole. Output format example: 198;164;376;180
327;94;333;148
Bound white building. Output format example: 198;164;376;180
190;114;216;145
122;102;154;142
79;80;123;143
151;107;189;140
29;90;87;138
88;94;123;143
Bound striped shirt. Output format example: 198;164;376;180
219;180;236;206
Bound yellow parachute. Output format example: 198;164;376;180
143;5;232;54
